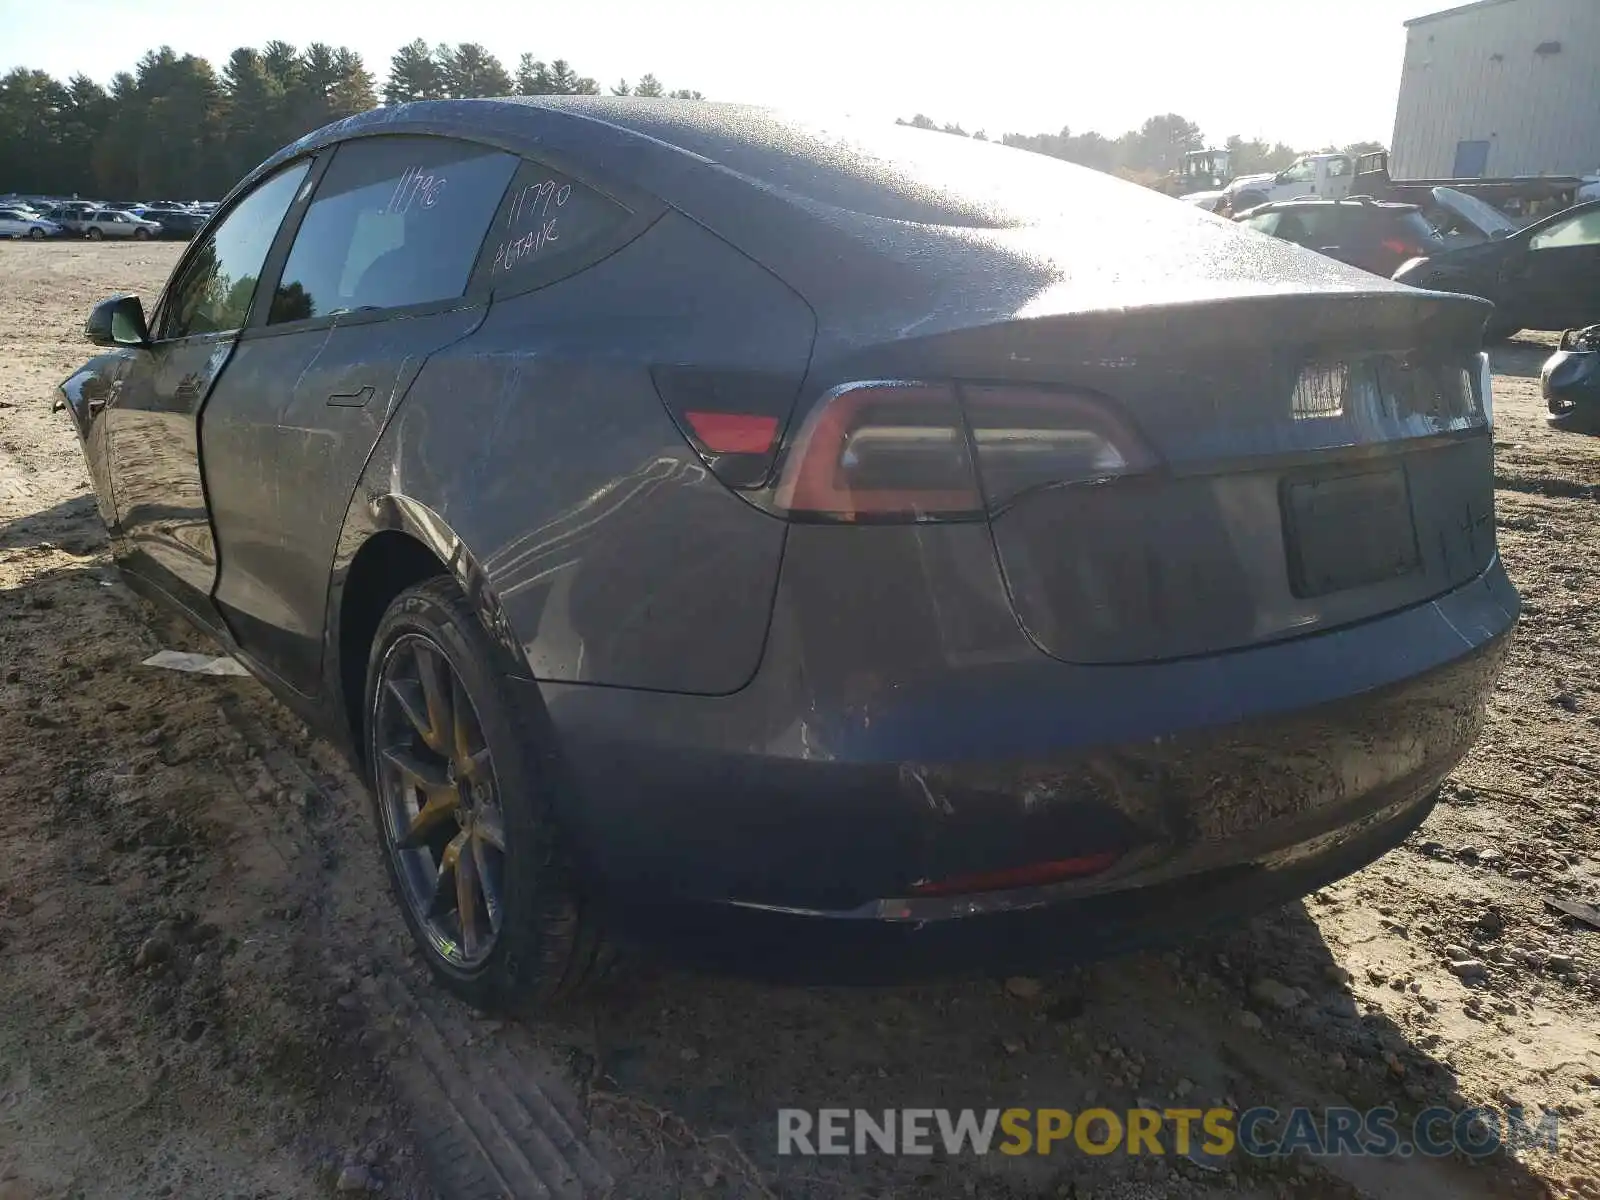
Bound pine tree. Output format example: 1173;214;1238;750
385;38;440;104
634;73;664;98
515;54;550;95
437;43;511;98
328;48;376;117
220;48;283;180
545;59;578;94
611;78;631;96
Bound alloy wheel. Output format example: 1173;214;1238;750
372;633;506;969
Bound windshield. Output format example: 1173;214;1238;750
1431;187;1515;237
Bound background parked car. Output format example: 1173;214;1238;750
40;204;96;235
1234;197;1444;277
128;205;207;239
79;209;162;240
1393;199;1600;338
0;206;63;239
1541;324;1600;431
1421;186;1520;251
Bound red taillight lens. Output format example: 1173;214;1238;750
771;380;1156;521
652;366;802;489
773;382;983;521
1382;237;1412;257
683;411;779;454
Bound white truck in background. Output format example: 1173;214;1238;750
1184;153;1356;214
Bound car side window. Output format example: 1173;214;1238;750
1280;160;1315;184
1274;211;1312;243
1294;210;1341;245
1327;157;1351;178
471;158;635;291
158;161;311;341
1241;212;1282;236
1529;208;1600;251
267;136;517;324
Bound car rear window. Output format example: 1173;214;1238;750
562;103;1160;229
268;135;517;323
471;159;633;291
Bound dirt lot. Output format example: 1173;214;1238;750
1;240;1598;1200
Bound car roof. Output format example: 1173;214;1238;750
238;98;1458;345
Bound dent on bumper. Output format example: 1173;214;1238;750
531;558;1518;917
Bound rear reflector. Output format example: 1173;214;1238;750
684;411;779;454
652;366;803;489
909;851;1123;897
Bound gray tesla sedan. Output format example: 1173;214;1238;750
59;98;1517;1009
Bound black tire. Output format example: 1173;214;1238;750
1233;191;1268;212
28;227;44;240
133;227;151;240
87;227;103;240
364;577;613;1012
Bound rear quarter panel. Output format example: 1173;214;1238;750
342;210;815;695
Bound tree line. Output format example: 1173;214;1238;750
0;40;704;200
0;38;1383;203
900;111;1384;184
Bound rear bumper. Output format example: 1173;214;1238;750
524;556;1516;977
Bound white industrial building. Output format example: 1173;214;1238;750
1391;0;1600;179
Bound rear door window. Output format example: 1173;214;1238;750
268;135;517;323
472;159;635;291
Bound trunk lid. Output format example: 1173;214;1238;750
913;291;1497;664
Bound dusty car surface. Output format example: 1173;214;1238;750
59;98;1518;1010
1394;198;1600;338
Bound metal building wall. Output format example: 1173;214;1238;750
1391;0;1600;178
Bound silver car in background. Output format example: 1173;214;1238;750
80;209;161;240
0;207;63;239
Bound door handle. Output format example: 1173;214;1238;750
87;398;106;415
327;385;376;408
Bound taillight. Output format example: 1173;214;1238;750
961;385;1155;508
1382;237;1412;257
770;381;1156;522
773;382;982;521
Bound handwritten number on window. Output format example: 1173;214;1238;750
387;165;448;214
492;179;572;273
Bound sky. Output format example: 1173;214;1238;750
1;0;1453;149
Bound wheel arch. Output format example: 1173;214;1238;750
327;493;527;758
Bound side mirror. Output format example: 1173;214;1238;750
86;294;149;347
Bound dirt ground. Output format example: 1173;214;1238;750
1;240;1597;1200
